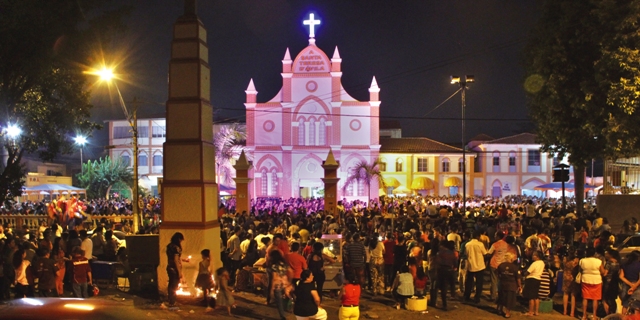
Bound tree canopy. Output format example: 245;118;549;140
524;0;640;211
342;159;386;201
0;0;130;204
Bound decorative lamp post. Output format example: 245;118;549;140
451;75;474;212
89;67;140;233
74;136;87;174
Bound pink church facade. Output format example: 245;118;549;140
245;38;380;200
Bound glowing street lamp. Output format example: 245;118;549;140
451;75;474;213
74;136;87;174
88;65;140;233
6;124;21;139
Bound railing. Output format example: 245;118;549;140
0;214;134;231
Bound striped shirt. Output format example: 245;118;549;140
538;270;552;299
344;241;366;268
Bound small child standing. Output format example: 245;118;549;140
195;249;215;311
215;267;236;316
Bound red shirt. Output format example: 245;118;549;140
72;256;91;284
286;252;307;279
383;240;395;265
341;283;361;306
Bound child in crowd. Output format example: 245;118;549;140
71;246;92;298
215;267;236;316
196;249;215;312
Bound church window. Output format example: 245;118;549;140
298;119;305;146
309;118;316;146
269;169;277;196
261;169;268;196
442;158;450;172
318;119;326;145
395;158;403;172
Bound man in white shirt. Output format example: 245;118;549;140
240;231;252;259
464;230;488;303
79;230;94;261
447;228;462;252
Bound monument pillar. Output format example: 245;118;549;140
159;0;220;295
233;150;252;214
322;149;340;215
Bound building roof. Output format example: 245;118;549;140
380;137;461;153
379;120;402;130
484;132;537;145
469;133;494;142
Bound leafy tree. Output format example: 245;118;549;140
524;0;640;211
76;156;133;199
342;159;386;202
213;123;247;186
0;0;130;204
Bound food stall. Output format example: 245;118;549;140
319;234;343;290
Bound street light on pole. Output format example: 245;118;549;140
88;66;140;234
74;136;87;173
451;75;474;214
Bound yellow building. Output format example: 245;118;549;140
379;137;474;196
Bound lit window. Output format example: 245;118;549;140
396;158;403;172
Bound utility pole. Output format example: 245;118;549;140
451;75;474;212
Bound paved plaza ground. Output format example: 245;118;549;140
19;286;575;320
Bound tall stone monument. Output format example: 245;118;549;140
322;149;340;216
233;150;252;214
159;0;220;295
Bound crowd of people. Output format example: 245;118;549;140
0;216;130;301
210;195;640;320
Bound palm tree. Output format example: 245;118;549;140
213;123;247;186
75;156;133;199
342;158;387;201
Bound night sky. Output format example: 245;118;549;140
88;0;541;158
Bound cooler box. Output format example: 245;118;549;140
407;296;428;311
91;261;120;287
539;299;554;313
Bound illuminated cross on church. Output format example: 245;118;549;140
303;13;321;38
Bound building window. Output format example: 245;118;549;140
395;158;403;172
113;126;131;139
153;154;163;166
309;118;316;146
318;119;326;145
298;120;305;146
493;152;500;166
417;158;428;172
138;153;148;166
379;161;387;172
458;158;465;172
269;169;277;196
552;155;560;167
509;151;516;173
137;126;149;138
261;169;268;196
528;150;541;166
442;158;450;172
121;154;131;167
152;125;166;138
